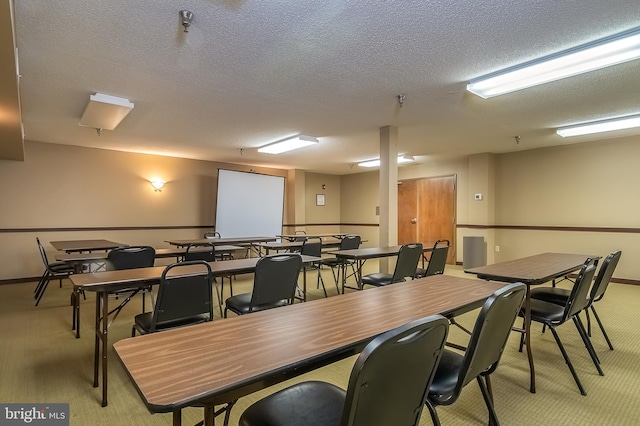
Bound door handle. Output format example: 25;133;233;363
410;218;417;224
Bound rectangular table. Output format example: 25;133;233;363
255;239;343;255
114;275;504;425
50;239;127;253
165;236;276;248
327;245;433;291
276;233;348;241
70;255;320;407
55;245;244;264
466;252;596;393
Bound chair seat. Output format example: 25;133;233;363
530;287;570;306
239;381;346;426
133;312;209;334
523;299;566;323
428;349;464;405
362;273;399;287
49;262;74;273
415;267;427;278
226;293;289;315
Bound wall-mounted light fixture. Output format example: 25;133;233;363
79;93;134;135
149;178;167;192
557;113;640;137
467;26;640;98
358;154;415;168
258;135;319;154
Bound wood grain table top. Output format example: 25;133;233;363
165;237;276;247
113;275;503;412
466;252;597;285
49;239;127;253
327;245;432;260
55;246;243;262
70;255;320;291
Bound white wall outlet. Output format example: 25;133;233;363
495;245;500;252
474;193;483;200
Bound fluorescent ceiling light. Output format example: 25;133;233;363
557;113;640;137
467;26;640;98
258;135;319;154
79;93;134;130
358;155;414;168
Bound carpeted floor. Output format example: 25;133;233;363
0;264;638;425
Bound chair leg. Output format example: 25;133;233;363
34;269;48;296
584;307;592;337
573;316;604;375
35;275;52;306
425;401;441;426
317;267;328;297
477;376;500;426
590;306;614;351
518;317;526;352
547;323;587;395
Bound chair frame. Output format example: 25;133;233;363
361;243;423;288
224;253;302;317
34;237;74;306
415;239;450;278
132;261;214;336
426;283;526;426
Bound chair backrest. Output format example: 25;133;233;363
340;235;362;250
250;254;302;310
391;243;423;283
590;251;622;303
300;237;322;257
455;283;526;394
563;260;597;320
149;261;214;332
36;237;50;267
341;315;449;426
184;243;216;262
107;246;156;270
423;240;450;276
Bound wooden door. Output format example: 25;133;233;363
398;176;456;264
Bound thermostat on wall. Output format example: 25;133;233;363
474;193;483;200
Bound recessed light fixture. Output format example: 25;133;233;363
79;93;134;133
258;135;319;154
358;155;414;168
467;26;640;98
557;113;640;137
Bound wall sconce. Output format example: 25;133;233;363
149;178;167;192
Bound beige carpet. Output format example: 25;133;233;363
1;264;638;425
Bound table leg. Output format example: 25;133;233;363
173;410;182;426
93;292;100;388
303;267;307;302
524;285;536;393
204;406;215;426
356;260;364;290
73;286;81;338
101;288;109;406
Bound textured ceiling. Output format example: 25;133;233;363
8;0;640;174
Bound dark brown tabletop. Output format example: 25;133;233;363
55;245;243;263
49;239;127;253
165;237;276;247
466;252;596;284
114;275;504;420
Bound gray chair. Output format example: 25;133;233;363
300;237;328;297
239;315;449;426
519;260;601;395
426;283;526;426
34;237;75;306
224;254;302;317
531;250;621;352
362;243;423;288
132;261;214;336
415;239;449;278
320;235;362;293
183;243;224;315
106;245;156;320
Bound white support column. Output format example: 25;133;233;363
379;126;398;273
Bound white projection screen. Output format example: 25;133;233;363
215;169;285;238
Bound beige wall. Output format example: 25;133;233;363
0;141;289;280
339;135;640;280
494;135;640;280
